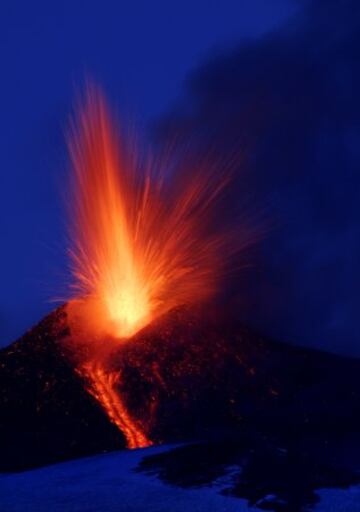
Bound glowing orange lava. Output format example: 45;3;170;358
80;362;151;449
67;86;232;340
66;85;239;449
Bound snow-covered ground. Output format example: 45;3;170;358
1;445;359;512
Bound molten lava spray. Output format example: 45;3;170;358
66;86;242;448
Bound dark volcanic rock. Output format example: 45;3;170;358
122;307;360;442
0;307;125;472
1;304;360;473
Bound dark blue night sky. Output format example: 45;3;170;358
1;0;359;357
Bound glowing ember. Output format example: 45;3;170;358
67;85;232;340
66;85;243;449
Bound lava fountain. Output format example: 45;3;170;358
65;86;246;448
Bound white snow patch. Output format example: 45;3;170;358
313;485;360;512
0;445;257;512
1;445;359;511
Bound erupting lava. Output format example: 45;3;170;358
66;85;240;448
67;87;232;340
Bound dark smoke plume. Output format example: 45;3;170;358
154;0;360;356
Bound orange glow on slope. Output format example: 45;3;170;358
67;86;232;340
80;362;151;449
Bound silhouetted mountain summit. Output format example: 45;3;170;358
1;304;360;472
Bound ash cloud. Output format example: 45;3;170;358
154;0;360;356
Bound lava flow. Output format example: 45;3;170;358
66;85;243;449
79;362;151;448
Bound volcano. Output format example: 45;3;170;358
1;87;360;508
1;304;360;473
